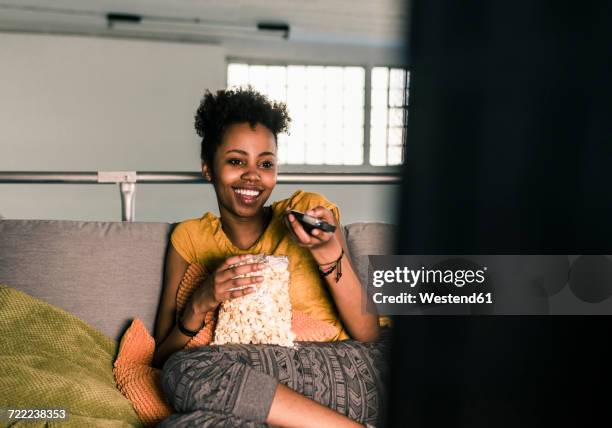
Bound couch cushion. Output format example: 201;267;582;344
0;220;172;341
344;222;397;285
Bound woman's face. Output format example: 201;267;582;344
205;122;278;219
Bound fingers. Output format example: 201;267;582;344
213;255;266;302
309;227;333;242
287;209;315;244
220;274;264;301
284;206;335;246
226;274;265;290
227;286;257;299
218;254;253;271
305;206;336;224
304;207;336;243
283;209;297;235
218;259;266;283
283;208;306;245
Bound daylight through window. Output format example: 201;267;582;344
227;63;408;168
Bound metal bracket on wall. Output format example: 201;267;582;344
97;171;137;222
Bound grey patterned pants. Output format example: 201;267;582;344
159;329;392;427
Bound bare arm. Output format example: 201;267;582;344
152;244;196;369
285;208;380;342
318;224;380;342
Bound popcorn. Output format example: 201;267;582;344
212;254;296;347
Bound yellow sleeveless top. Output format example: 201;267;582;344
170;190;351;341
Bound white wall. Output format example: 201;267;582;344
0;32;400;224
0;33;225;170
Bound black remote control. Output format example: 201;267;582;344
289;210;337;234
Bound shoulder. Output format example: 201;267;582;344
170;213;217;263
171;214;213;236
273;190;337;211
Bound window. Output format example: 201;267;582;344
227;62;409;170
370;67;410;166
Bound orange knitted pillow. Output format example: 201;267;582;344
113;263;214;426
113;319;173;426
113;262;342;426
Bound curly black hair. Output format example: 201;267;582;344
195;87;291;172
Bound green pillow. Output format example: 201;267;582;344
0;285;142;427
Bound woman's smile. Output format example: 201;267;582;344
233;185;264;205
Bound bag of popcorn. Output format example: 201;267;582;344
211;254;296;347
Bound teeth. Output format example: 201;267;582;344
234;188;260;197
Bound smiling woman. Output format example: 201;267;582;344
152;87;389;428
205;122;278;241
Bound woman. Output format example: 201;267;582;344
153;87;389;427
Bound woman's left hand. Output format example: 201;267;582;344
284;206;343;264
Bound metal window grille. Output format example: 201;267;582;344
370;67;410;166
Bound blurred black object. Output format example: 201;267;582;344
389;1;612;427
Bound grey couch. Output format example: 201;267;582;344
0;220;395;342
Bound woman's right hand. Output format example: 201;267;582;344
188;254;266;316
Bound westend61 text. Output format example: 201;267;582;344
373;292;494;305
